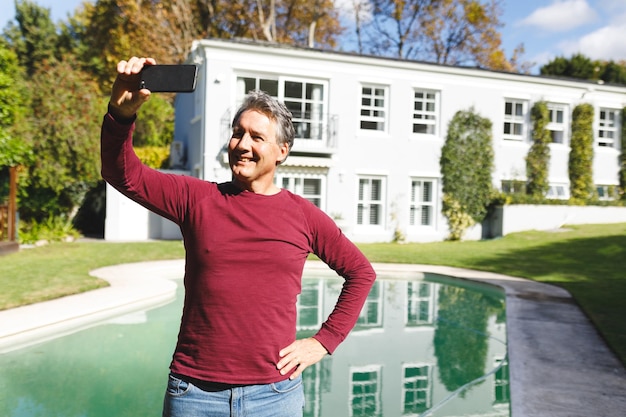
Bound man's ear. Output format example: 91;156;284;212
276;142;289;164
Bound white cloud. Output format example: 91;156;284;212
559;20;626;60
519;0;598;32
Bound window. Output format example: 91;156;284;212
547;104;567;144
360;85;388;131
350;366;382;417
406;282;435;326
501;180;526;194
546;183;569;200
284;81;325;140
279;174;324;209
410;179;436;226
358;177;385;226
598;108;620;147
356;281;382;328
236;76;328;141
402;364;432;414
503;99;527;140
412;89;438;135
237;76;279;100
296;280;323;330
302;360;327;417
493;357;510;404
596;184;616;201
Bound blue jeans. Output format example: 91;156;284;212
162;373;305;417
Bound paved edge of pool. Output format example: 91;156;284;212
0;259;181;354
1;259;625;417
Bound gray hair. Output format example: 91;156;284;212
232;90;296;159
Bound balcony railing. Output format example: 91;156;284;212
293;114;338;153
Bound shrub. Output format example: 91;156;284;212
442;194;475;241
526;101;551;198
134;146;171;169
618;107;626;201
569;103;595;202
440;108;494;240
19;215;81;244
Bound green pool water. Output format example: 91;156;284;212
0;272;509;417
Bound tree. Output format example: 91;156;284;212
195;0;343;47
364;0;432;59
600;61;626;85
361;0;526;72
0;45;31;169
569;103;594;202
347;0;371;53
526;101;551;198
440;108;494;240
18;57;106;221
539;53;626;85
78;0;343;90
133;95;175;147
2;0;59;76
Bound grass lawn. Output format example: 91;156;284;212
1;223;624;366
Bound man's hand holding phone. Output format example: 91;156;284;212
109;57;156;121
109;57;198;121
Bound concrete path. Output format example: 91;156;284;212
0;260;624;417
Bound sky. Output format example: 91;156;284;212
1;0;625;74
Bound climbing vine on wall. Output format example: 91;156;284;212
440;108;494;240
526;101;551;199
569;103;595;202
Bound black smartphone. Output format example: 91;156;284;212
139;64;198;93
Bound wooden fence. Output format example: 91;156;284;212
1;166;17;242
0;203;8;241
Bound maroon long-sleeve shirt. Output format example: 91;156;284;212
101;114;376;384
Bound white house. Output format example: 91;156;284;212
105;38;626;242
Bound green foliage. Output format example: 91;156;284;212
440;108;494;239
441;194;475;241
2;0;59;76
540;53;596;80
134;95;175;147
0;46;24;128
526;101;551;198
0;45;32;168
540;53;626;85
569;104;595;202
18;57;106;222
18;214;81;244
601;61;626;85
619;107;626;201
0;134;32;168
134;146;171;169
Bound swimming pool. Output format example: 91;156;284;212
0;267;509;417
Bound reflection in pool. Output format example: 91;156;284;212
0;271;509;417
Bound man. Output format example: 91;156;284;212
101;57;376;417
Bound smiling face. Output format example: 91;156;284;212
228;109;290;194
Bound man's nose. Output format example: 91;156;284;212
233;133;252;149
231;133;251;150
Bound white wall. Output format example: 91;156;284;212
104;184;182;241
488;205;626;237
104;40;626;243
